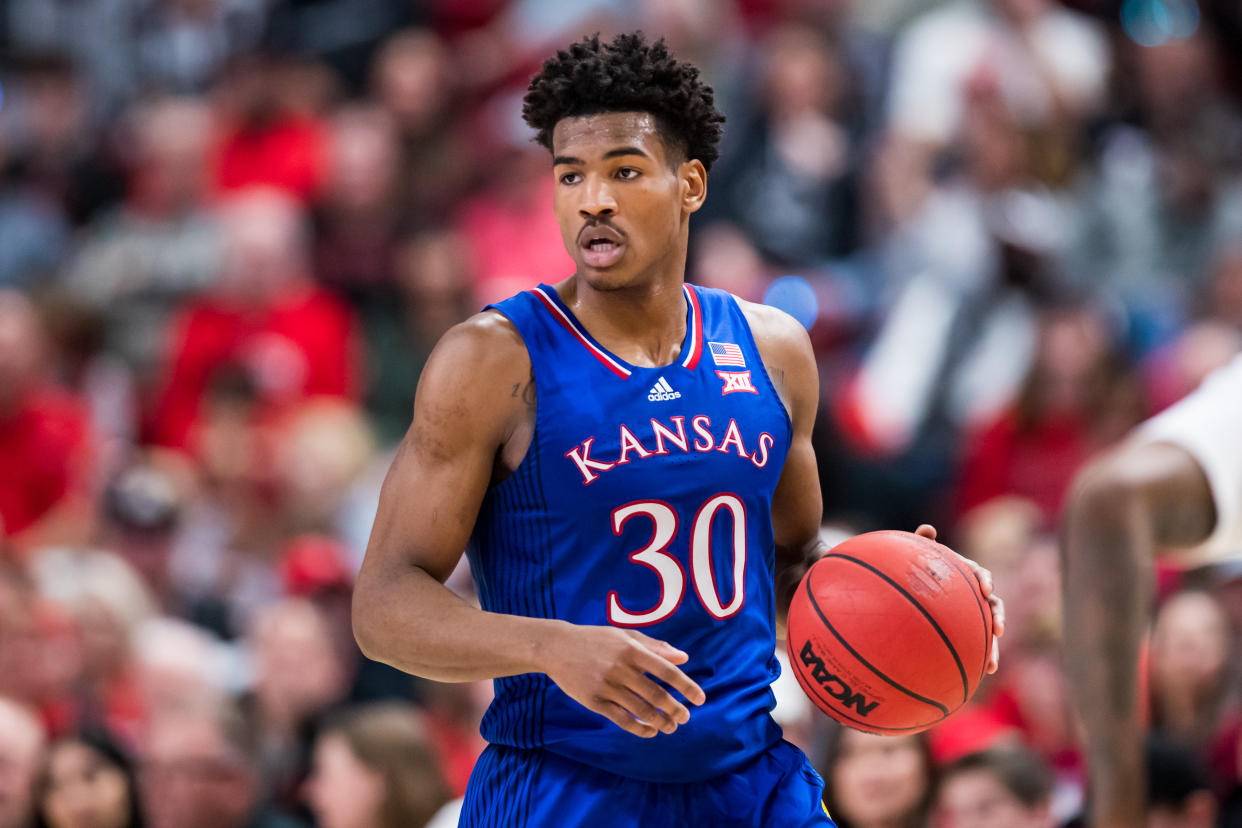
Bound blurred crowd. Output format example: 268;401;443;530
2;0;1242;826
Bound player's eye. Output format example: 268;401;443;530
617;167;641;180
559;172;582;185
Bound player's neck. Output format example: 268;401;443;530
559;270;689;368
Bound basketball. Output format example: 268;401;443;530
786;531;992;734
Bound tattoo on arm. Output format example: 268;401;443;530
510;376;537;408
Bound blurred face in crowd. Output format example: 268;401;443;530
371;30;450;135
70;600;131;702
831;731;928;827
551;112;705;293
326;107;400;215
1032;309;1109;416
763;25;840;120
141;716;253;828
134;622;220;724
0;698;45;828
934;768;1052;828
0;570;44;703
1005;650;1075;753
21;66;86;154
639;0;719;51
215;189;309;305
275;402;374;530
251;599;346;727
1151;591;1229;695
0;292;45;416
130;99;212;214
304;733;384;828
1001;536;1061;645
40;740;133;828
396;232;472;340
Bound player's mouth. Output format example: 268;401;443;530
579;226;626;269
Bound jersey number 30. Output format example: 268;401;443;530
607;494;746;627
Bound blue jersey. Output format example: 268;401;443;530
468;282;793;783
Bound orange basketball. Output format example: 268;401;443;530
785;531;992;734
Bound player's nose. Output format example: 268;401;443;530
578;175;618;218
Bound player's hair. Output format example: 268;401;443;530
522;31;726;171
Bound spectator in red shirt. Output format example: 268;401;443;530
211;55;329;203
148;188;359;453
957;306;1145;524
0;291;93;554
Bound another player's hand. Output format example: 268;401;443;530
539;623;706;738
916;524;1006;674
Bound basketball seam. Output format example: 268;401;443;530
786;614;939;733
935;546;991;686
802;572;952;717
817;552;972;706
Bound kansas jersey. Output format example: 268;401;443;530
468;282;793;783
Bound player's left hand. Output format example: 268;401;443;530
916;524;1005;675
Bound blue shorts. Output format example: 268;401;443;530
459;739;837;827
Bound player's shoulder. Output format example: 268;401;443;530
734;296;804;334
732;296;817;422
418;309;532;408
428;309;530;373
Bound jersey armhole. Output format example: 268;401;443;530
480;304;544;491
725;292;796;443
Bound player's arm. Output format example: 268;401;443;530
742;301;1002;668
738;302;826;618
352;313;703;738
1061;442;1215;828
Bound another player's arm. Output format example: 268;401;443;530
1061;442;1215;828
352;313;703;738
742;301;1003;669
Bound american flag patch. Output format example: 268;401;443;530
708;341;746;367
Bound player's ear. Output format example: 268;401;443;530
680;159;707;215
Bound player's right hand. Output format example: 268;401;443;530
538;623;706;738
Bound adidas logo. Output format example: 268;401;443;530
647;376;681;402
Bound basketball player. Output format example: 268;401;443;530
353;32;1003;827
1062;355;1242;827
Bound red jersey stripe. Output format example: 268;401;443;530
682;284;703;370
530;288;632;379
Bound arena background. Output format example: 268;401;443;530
1;0;1240;826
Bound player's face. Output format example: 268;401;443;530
551;111;706;291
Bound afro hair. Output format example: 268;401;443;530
522;31;726;172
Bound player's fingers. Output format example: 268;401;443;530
988;593;1006;637
629;631;689;665
624;686;683;733
965;558;994;598
987;636;1000;675
600;668;684;730
625;673;691;726
633;649;706;706
594;698;659;739
915;523;937;540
